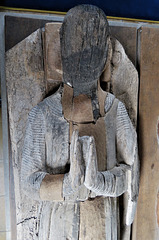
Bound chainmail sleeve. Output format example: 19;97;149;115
116;101;137;166
116;101;139;225
21;105;47;201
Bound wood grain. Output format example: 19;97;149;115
6;29;46;240
132;26;159;240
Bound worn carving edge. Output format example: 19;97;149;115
43;22;62;93
156;191;159;227
6;29;46;240
110;37;138;128
156;117;159;146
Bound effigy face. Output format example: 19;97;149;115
6;4;139;240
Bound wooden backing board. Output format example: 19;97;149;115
110;25;137;66
5;16;55;52
132;26;159;240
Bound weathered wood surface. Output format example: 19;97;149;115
110;26;137;66
73;118;107;172
43;23;62;87
19;88;138;239
79;197;109;240
44;23;138;127
6;29;46;240
60;5;109;97
44;22;62;93
21;90;80;239
43;25;138;85
37;202;80;239
132;26;159;240
44;19;138;240
40;174;64;201
5;8;139;239
62;84;94;123
110;37;138;127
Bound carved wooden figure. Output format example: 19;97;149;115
20;5;139;240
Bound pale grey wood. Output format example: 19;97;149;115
37;202;80;240
21;90;84;239
63;130;90;201
19;85;139;239
6;29;46;240
104;38;139;232
81;135;129;197
111;37;138;127
68;130;84;189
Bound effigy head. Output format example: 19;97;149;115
60;4;109;96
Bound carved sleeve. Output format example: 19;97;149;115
116;101;139;225
84;100;139;200
21;105;47;201
84;137;129;198
101;100;138;198
116;101;137;166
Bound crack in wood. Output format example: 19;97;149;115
17;216;37;225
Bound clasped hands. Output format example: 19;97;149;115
68;130;100;192
66;130;129;197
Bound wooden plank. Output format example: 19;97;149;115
6;29;46;240
43;22;62;91
79;198;107;240
132;26;159;240
44;23;62;85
